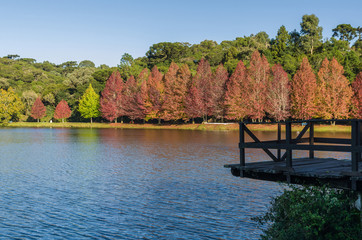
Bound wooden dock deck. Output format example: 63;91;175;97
224;120;362;191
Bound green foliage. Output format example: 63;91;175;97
78;84;100;121
254;184;362;240
78;60;95;68
332;24;357;42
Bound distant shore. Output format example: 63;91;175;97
3;122;351;132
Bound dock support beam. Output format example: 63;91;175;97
277;123;281;161
309;122;314;159
352;120;360;173
286;121;292;169
239;122;245;177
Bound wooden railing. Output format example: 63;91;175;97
239;119;362;176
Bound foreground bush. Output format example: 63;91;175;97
254;184;361;240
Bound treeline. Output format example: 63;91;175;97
0;14;361;123
10;51;361;124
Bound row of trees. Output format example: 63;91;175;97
73;51;360;123
9;50;361;124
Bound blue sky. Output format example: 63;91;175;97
0;0;361;67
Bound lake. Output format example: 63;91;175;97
0;128;350;239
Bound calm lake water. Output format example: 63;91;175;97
0;128;350;239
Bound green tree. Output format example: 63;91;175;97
0;87;24;122
271;26;291;63
332;24;357;42
300;14;323;55
78;60;95;68
118;53;145;80
78;84;100;123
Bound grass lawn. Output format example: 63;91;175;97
4;122;351;132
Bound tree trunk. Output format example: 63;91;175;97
62;118;64;123
121;116;123;124
91;118;93;124
37;119;39;123
192;118;195;124
115;118;117;123
158;118;161;125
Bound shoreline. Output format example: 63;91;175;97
3;122;352;132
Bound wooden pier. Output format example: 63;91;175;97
224;119;362;191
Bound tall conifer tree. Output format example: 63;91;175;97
266;65;290;121
145;66;164;123
317;57;352;119
224;60;249;121
100;71;124;123
78;84;100;123
163;64;190;121
193;58;211;121
291;57;317;120
247;51;270;121
210;64;228;121
162;62;180;121
352;72;362;118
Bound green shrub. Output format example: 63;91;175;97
253;184;362;240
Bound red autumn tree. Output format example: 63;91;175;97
185;80;204;123
162;63;190;121
54;100;72;123
317;57;353;119
247;51;270;121
162;62;180;121
135;80;148;122
122;76;138;121
291;57;318;120
210;64;228;121
145;66;164;123
224;60;249;121
122;75;147;122
352;72;362;118
100;71;124;123
266;64;290;121
193;58;211;121
31;97;46;122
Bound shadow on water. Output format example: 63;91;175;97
0;128;350;239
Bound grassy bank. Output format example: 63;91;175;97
4;122;352;132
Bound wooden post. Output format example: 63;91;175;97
239;122;245;177
359;120;362;162
309;122;314;159
286;121;292;169
277;123;281;161
352;120;359;173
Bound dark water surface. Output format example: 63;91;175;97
0;128;350;239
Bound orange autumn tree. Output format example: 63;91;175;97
162;63;190;121
145;66;164;123
317;57;353;120
211;64;228;121
352;72;362;118
31;97;46;122
193;58;212;122
291;57;318;120
224;60;249;121
267;64;290;121
54;100;72;123
247;51;270;121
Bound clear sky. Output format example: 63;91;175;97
0;0;361;67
